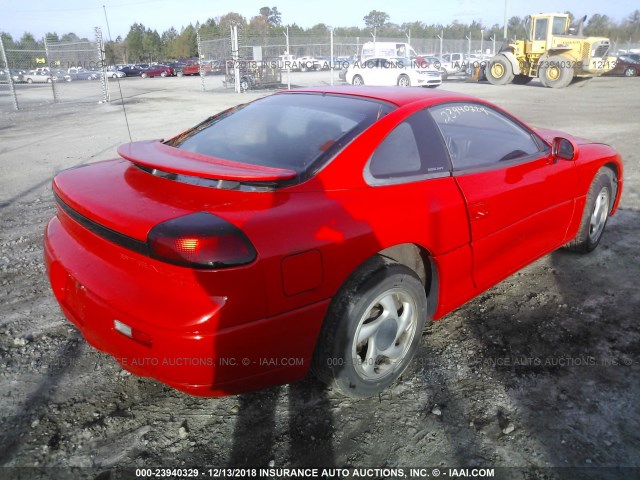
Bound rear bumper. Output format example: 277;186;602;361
44;215;329;396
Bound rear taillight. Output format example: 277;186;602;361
147;212;256;268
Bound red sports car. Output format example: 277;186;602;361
45;87;623;398
140;65;174;78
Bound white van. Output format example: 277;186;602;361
361;42;419;60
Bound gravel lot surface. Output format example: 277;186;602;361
1;73;639;479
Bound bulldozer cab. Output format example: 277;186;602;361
524;14;570;54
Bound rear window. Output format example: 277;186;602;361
167;93;394;180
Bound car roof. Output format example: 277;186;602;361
282;86;480;108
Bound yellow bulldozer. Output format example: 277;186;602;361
486;13;616;88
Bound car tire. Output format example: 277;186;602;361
398;74;411;87
239;77;250;91
312;256;428;398
352;75;364;86
486;55;514;85
46;78;52;83
564;167;616;253
141;73;148;78
512;74;533;85
624;67;637;77
160;71;167;77
539;55;574;88
27;78;33;84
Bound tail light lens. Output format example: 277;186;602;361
147;212;256;268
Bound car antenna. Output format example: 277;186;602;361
103;5;133;143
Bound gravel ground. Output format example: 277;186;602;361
0;74;639;480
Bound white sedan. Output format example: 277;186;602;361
105;69;126;78
345;57;441;88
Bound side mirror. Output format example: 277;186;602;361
552;137;576;161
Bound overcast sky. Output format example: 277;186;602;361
1;0;636;40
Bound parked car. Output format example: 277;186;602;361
604;55;640;77
22;70;54;84
296;56;322;72
166;62;186;76
66;68;99;81
625;53;640;63
179;61;211;76
419;55;442;68
346;57;442;87
117;66;144;77
141;65;174;78
437;52;466;79
45;87;623;398
278;54;320;72
105;68;126;78
338;56;357;80
315;56;334;70
9;69;26;83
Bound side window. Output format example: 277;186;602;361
364;58;378;69
552;17;566;35
429;103;542;171
366;110;451;185
534;18;548;40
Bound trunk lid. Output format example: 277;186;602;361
53;142;289;242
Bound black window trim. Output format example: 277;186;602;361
447;150;550;177
427;101;551;176
363;109;453;187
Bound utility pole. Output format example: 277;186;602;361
330;28;334;85
231;26;241;93
503;0;508;40
284;26;290;90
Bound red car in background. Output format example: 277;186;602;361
45;87;623;398
141;65;174;78
178;61;212;76
604;55;640;77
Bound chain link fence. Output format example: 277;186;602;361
0;28;108;111
197;33;233;92
192;29;505;93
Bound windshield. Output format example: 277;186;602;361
168;93;394;180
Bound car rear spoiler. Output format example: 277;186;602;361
117;140;297;182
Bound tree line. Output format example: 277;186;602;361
2;7;639;64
